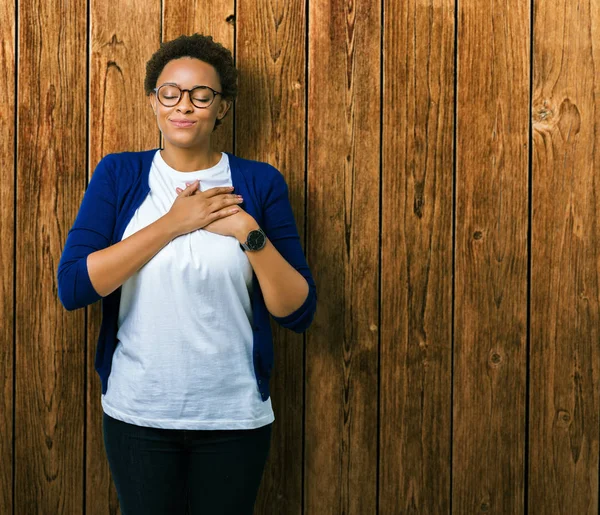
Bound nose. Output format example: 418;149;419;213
176;90;194;112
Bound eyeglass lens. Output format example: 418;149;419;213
157;85;215;108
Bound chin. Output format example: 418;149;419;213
165;135;205;148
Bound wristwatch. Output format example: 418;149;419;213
240;228;267;252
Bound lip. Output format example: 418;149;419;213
170;119;196;128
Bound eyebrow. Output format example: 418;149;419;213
162;82;210;89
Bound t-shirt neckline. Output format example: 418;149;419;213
155;149;227;181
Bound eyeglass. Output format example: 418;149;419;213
152;84;222;109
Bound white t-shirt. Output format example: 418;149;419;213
101;149;275;430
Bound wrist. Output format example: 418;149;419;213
236;220;261;243
158;213;180;240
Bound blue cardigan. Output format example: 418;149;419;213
57;148;317;402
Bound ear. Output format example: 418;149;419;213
217;99;232;120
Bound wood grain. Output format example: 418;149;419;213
163;0;235;154
6;0;600;512
235;0;306;512
529;0;600;512
380;0;455;512
16;0;87;511
453;0;530;512
0;0;15;512
87;2;161;512
306;0;380;513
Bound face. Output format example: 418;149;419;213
149;57;231;148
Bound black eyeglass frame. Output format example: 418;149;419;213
152;84;223;109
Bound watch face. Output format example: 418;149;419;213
247;229;266;250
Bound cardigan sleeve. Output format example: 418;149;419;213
57;155;117;311
261;166;317;333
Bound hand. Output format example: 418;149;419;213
166;180;243;237
175;183;258;241
203;208;258;241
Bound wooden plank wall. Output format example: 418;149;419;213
454;0;530;511
306;0;380;513
16;0;87;513
2;0;598;513
530;0;600;512
381;0;454;511
1;0;15;513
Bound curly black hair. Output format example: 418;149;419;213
144;33;238;130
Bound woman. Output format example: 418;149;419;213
57;33;317;514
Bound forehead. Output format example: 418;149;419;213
157;57;220;88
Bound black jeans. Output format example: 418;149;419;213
102;412;273;515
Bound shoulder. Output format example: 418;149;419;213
228;153;287;196
229;153;282;178
100;148;156;167
95;148;157;184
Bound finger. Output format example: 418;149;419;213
211;205;240;220
179;180;199;196
203;185;236;198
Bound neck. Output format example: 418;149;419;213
160;141;221;172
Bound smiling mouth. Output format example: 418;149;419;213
170;120;196;128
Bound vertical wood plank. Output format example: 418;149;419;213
305;0;380;513
0;0;15;512
380;0;455;511
87;2;161;512
235;0;306;512
453;0;530;512
530;0;600;512
163;0;235;154
16;0;87;511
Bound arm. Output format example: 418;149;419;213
57;155;118;310
57;155;177;308
235;225;309;318
86;217;177;297
238;168;317;333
